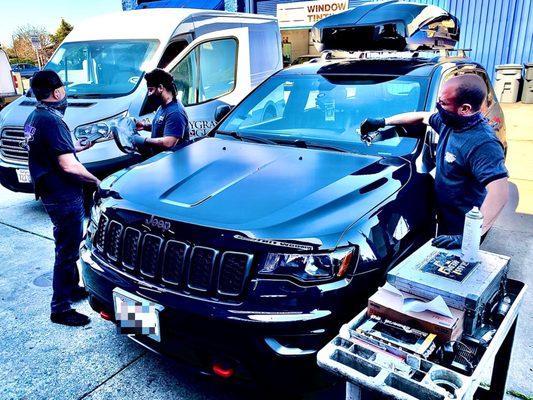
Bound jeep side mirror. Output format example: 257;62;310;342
215;105;233;123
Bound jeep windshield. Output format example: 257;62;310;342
43;40;159;99
218;73;428;156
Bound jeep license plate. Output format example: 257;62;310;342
112;288;163;342
16;169;31;183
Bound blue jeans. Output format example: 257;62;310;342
42;195;85;314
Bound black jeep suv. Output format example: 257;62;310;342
81;53;506;384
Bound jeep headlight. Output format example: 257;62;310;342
74;111;128;142
258;247;357;282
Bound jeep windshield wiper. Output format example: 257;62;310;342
273;139;348;153
215;130;277;145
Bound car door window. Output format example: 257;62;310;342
169;38;237;107
170;48;198;106
198;39;237;102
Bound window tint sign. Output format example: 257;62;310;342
277;0;349;29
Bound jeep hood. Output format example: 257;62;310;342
110;137;409;242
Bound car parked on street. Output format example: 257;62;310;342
0;8;282;193
10;63;40;78
80;48;507;385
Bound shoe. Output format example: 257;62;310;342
71;286;89;302
50;309;91;326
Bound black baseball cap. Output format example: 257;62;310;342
30;70;64;100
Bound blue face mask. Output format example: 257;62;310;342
45;94;68;116
436;102;482;130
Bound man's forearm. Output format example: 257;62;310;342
385;112;433;126
145;136;178;149
480;177;509;234
67;163;100;184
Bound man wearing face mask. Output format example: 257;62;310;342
25;70;100;326
132;68;190;154
360;74;509;249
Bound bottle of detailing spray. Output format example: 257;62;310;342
461;206;483;262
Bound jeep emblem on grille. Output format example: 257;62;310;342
145;215;171;231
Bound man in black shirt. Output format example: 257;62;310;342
25;71;100;326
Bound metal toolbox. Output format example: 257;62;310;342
317;279;526;400
386;241;509;336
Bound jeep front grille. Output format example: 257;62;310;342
122;228;141;271
0;128;28;164
95;215;109;252
162;240;188;285
218;252;253;296
106;221;123;261
140;234;163;278
188;247;218;292
92;215;254;299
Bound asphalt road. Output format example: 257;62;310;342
0;104;531;400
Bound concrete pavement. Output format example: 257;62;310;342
0;104;531;399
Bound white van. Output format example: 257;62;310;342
0;49;19;111
0;9;282;192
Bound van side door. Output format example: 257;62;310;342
165;28;252;138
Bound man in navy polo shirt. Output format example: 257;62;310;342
132;68;190;154
25;71;100;326
361;74;509;249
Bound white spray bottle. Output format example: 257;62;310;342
461;206;483;262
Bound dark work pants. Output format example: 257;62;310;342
42;195;85;314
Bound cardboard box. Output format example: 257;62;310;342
368;286;464;342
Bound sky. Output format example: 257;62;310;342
0;0;123;47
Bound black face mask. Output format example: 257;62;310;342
44;95;68;116
148;88;164;107
436;102;482;130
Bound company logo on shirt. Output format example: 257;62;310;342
158;115;165;123
22;124;36;149
445;152;456;163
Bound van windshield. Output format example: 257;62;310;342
45;40;158;98
218;73;428;157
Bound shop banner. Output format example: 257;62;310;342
277;0;349;29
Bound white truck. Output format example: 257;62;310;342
0;49;19;111
0;8;282;192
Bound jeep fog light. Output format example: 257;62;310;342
259;247;356;282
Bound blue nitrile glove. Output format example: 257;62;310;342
360;118;386;135
432;235;463;249
130;133;146;147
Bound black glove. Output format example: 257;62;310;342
131;133;146;147
432;235;463;249
360;118;386;135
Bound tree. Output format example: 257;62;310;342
7;19;73;66
50;19;73;46
8;24;52;66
